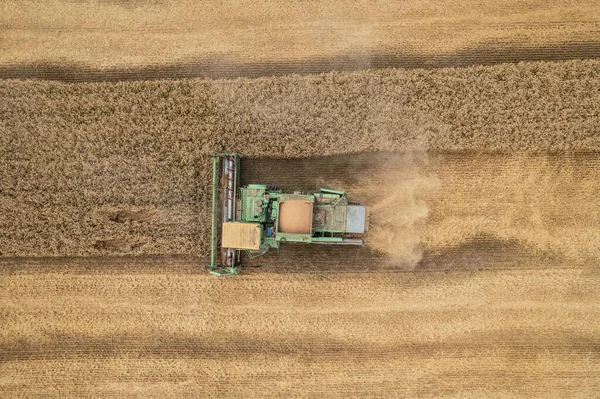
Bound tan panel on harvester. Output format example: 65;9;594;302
221;222;261;250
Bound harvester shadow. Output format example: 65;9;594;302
241;243;398;274
418;233;568;272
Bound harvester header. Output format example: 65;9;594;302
208;154;368;276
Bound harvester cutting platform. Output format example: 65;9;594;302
208;154;368;275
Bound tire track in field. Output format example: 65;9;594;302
0;255;589;275
2;333;597;362
2;41;600;82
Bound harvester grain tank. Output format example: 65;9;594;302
208;154;368;276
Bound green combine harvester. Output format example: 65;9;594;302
208;154;368;276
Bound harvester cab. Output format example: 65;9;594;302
208;154;368;276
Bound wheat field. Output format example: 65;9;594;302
1;61;599;260
1;1;600;397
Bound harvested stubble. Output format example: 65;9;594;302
1;60;599;262
1;262;599;397
1;0;600;80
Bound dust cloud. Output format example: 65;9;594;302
360;155;437;267
318;152;438;268
362;177;435;267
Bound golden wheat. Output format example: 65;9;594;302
1;61;599;259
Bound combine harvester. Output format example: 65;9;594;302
208;154;368;276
